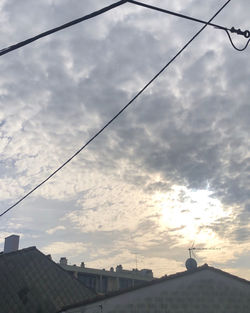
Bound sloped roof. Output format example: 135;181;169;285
59;264;250;312
0;246;95;313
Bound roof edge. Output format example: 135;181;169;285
58;263;250;312
0;246;36;256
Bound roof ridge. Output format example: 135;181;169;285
58;264;250;312
0;246;36;256
206;265;250;285
35;248;97;295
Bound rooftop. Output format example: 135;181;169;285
59;263;153;281
59;263;250;312
0;246;95;313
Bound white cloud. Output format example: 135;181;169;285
46;225;66;235
42;241;89;257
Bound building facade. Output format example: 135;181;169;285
60;265;250;313
59;258;153;294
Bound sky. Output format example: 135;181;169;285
0;0;249;279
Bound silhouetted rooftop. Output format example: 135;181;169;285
0;246;95;313
59;263;250;312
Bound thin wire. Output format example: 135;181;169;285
0;0;127;57
0;0;232;218
128;0;250;50
225;29;250;51
0;0;246;57
127;0;230;31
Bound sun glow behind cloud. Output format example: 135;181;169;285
153;186;231;245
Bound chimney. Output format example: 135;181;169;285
4;235;20;253
116;264;123;272
47;254;52;260
60;257;68;265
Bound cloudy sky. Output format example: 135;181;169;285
0;0;249;279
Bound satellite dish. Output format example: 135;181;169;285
186;245;221;269
185;258;197;270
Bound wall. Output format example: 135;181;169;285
64;269;250;313
60;264;153;294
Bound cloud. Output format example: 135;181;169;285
64;178;159;233
42;241;88;257
46;225;66;235
0;0;249;279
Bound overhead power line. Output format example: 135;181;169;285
128;0;250;51
0;0;249;56
0;0;128;56
0;0;233;217
128;0;231;32
225;29;250;51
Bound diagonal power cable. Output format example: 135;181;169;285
0;0;128;57
0;0;247;57
0;0;233;217
128;0;231;31
128;0;250;51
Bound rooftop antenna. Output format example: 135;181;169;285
186;241;197;270
188;241;195;258
132;251;138;270
186;243;220;270
189;246;221;257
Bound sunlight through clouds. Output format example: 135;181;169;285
154;186;232;244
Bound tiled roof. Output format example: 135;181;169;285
59;264;250;312
0;247;95;313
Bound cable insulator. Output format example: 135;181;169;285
225;30;250;51
230;27;250;39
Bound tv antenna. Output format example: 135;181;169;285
188;246;221;258
131;251;138;270
185;243;220;270
135;252;138;269
132;251;145;270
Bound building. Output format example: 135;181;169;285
59;262;250;313
0;235;95;313
58;257;154;294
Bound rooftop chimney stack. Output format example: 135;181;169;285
60;257;68;265
4;235;20;253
